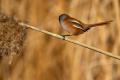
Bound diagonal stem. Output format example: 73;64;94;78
19;22;120;61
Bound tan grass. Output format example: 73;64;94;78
0;0;120;80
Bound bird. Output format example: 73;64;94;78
59;13;112;37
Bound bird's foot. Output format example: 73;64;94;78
61;34;72;40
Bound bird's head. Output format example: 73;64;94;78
59;14;69;21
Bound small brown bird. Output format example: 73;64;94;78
59;14;112;37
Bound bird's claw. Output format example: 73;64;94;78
61;35;71;40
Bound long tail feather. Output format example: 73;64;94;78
88;20;113;28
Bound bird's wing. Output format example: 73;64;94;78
68;19;86;32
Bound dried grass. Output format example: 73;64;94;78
0;0;120;80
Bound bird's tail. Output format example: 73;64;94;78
87;20;112;28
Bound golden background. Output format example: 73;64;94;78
0;0;120;80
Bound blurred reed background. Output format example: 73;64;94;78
0;0;120;80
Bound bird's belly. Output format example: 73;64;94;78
72;28;84;35
61;23;84;35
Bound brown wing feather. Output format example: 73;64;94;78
68;19;86;32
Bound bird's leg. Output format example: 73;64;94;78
61;34;72;40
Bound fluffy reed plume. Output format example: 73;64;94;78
0;13;27;56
